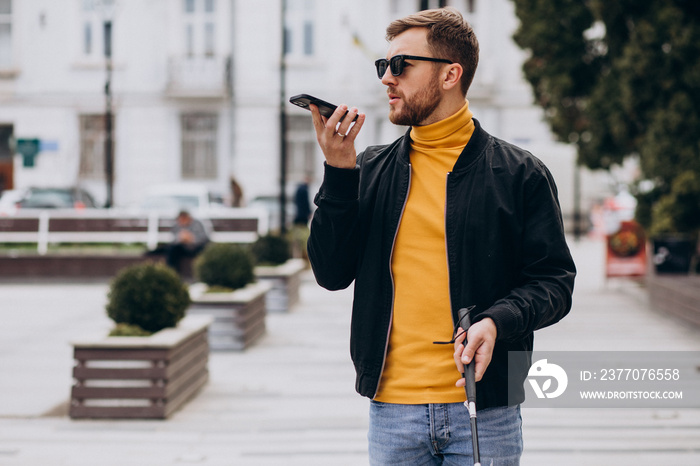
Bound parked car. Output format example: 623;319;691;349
248;195;296;232
137;183;226;214
15;187;98;210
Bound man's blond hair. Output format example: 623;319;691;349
386;7;479;95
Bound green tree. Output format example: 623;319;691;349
511;0;700;236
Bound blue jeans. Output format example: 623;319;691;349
368;402;522;465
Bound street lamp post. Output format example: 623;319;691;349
279;0;288;234
93;0;117;208
104;19;114;208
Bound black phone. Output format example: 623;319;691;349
289;93;358;122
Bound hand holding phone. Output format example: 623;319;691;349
290;93;363;170
289;94;359;122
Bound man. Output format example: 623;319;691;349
306;7;575;465
165;210;209;274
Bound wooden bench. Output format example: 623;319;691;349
0;208;268;254
0;209;268;278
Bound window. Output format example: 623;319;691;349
286;115;315;181
284;28;292;55
285;0;315;58
79;115;112;179
183;0;216;57
0;124;12;159
303;22;314;55
420;0;447;10
0;0;11;68
80;0;114;60
390;0;400;14
204;22;215;57
83;22;93;55
186;24;194;57
181;114;217;179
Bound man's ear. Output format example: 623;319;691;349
442;63;463;91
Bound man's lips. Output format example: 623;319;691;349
387;90;401;105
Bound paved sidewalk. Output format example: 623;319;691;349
0;238;699;465
522;239;700;466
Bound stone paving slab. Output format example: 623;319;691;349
0;238;699;465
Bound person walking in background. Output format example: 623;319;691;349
229;176;244;207
292;176;313;259
293;176;312;226
305;7;575;465
165;210;209;274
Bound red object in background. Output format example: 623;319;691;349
606;220;647;277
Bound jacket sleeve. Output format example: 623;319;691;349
477;161;576;341
307;162;361;291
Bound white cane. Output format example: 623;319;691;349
458;307;481;466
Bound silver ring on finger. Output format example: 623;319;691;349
337;132;346;137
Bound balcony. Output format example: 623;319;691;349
165;56;231;99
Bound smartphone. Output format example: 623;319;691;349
289;93;358;122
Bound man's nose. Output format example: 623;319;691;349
380;68;397;86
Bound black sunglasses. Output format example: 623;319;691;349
374;54;453;79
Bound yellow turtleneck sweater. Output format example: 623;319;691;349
374;101;475;404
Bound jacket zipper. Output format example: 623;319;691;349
444;172;454;325
373;162;412;399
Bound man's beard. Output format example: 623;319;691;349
388;79;442;126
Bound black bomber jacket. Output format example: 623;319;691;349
307;119;576;409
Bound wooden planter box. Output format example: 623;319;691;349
648;274;700;327
188;281;271;351
254;258;306;313
69;315;212;419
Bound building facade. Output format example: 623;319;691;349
0;0;615;225
0;0;233;207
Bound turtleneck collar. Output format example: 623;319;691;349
409;101;474;150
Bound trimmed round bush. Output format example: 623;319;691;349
194;243;254;290
106;262;190;334
251;234;291;265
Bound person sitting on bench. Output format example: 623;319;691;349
164;210;209;274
